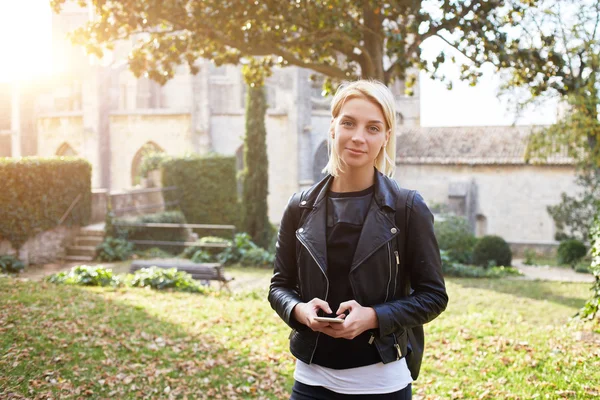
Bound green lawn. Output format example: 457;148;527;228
1;269;599;399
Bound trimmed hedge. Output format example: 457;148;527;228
114;211;189;254
161;155;240;228
472;235;513;268
0;157;91;250
557;239;587;268
434;214;477;264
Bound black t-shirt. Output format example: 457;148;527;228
311;185;382;369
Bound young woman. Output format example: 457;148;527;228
268;80;448;399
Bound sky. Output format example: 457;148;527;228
0;0;558;127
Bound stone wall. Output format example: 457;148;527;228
0;225;80;265
395;163;578;244
108;111;196;189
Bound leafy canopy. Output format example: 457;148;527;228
51;0;528;92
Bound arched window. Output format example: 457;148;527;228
131;141;164;186
56;142;77;157
313;140;329;183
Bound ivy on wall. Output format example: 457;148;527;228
0;157;92;252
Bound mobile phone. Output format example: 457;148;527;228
314;316;344;324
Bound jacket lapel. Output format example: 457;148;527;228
350;201;399;272
296;175;333;275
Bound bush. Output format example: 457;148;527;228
442;261;521;278
0;157;91;251
191;250;213;263
96;237;134;262
557;239;587;268
128;266;207;293
472;235;512;268
523;249;537;265
46;265;209;294
574;263;592;274
47;265;118;287
0;255;25;274
434;215;477;264
114;211;189;254
217;233;256;265
134;247;173;259
139;152;170;178
240;247;274;267
575;214;600;320
161;155;240;230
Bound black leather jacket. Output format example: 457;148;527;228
268;171;448;365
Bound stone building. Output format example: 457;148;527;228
0;2;577;253
396;126;576;252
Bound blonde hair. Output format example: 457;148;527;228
323;79;397;177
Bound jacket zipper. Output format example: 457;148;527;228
385;242;392;303
370;243;396;347
296;231;329;364
393;250;400;297
393;333;402;360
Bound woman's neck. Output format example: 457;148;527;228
330;167;375;193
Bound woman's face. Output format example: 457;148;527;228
331;96;389;173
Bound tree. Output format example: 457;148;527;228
241;64;272;248
497;0;600;166
50;0;526;90
547;168;600;241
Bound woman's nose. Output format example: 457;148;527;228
352;130;367;142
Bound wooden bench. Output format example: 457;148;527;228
129;259;234;291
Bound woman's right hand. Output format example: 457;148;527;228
292;298;335;331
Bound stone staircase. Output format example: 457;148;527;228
64;227;104;263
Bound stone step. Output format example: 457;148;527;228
78;229;104;237
66;246;97;257
64;255;95;262
76;236;103;247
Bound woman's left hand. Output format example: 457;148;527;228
321;300;378;340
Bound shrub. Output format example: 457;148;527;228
442;261;521;278
134;247;173;259
191;250;213;263
240;247;274;267
139;152;170;178
46;265;209;294
557;239;587;268
96;237;133;262
114;211;189;254
128;266;207;293
472;235;512;268
434;215;477;264
46;265;118;287
576;214;600;320
523;248;537;266
217;233;257;265
161;155;240;230
574;263;592;274
0;255;25;274
0;157;91;251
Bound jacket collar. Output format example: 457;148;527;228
296;168;401;276
299;168;399;212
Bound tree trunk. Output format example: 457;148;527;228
362;4;385;82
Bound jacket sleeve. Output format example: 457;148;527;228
372;192;449;337
267;193;306;331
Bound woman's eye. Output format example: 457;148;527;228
341;120;353;127
369;126;380;132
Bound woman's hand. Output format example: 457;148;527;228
292;298;340;332
321;300;378;340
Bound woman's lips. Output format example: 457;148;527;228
346;148;366;155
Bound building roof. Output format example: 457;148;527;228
396;126;574;165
